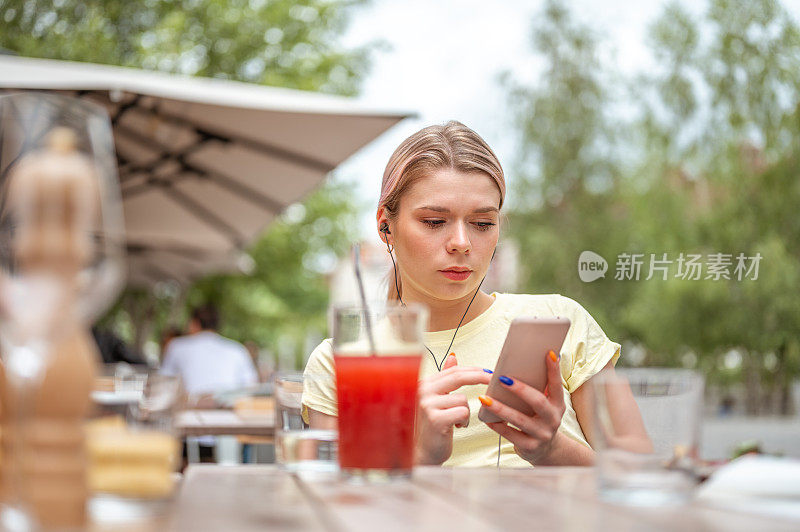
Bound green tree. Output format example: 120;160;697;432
0;0;368;95
504;0;632;338
627;0;800;413
2;0;369;368
508;0;800;413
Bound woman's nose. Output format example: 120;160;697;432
447;223;471;253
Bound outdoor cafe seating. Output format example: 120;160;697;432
0;63;798;532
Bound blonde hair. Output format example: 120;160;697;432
379;121;505;300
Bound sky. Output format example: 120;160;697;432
331;0;800;241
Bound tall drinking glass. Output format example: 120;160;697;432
332;303;427;482
88;373;182;525
0;92;126;528
592;368;704;506
275;372;338;474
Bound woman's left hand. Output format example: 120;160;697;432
481;349;567;465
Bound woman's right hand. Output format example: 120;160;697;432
415;353;492;465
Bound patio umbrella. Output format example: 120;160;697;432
0;55;412;286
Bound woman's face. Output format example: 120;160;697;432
380;168;501;304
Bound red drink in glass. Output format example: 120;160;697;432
334;354;421;475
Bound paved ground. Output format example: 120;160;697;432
701;416;800;460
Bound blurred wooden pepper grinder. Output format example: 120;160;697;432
0;128;101;528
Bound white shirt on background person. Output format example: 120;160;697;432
160;330;258;395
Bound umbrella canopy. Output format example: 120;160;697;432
0;55;412;286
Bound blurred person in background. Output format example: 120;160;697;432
92;325;147;366
161;304;258;462
160;304;257;404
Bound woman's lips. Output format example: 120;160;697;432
440;270;472;281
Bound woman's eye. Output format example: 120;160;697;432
422;219;445;228
474;222;496;231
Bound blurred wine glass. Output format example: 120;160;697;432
0;92;126;529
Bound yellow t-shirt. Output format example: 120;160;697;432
302;293;621;468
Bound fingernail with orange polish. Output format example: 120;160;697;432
478;395;493;407
549;350;558;362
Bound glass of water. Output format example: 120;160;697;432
592;368;704;506
88;373;182;525
274;372;338;474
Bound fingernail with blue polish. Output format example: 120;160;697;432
483;368;493;374
499;375;514;386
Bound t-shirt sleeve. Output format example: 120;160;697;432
558;296;621;393
159;346;179;376
302;338;338;421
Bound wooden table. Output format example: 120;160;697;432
161;465;799;531
175;409;274;438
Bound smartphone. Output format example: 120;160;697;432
478;317;571;424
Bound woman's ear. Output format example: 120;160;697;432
376;207;391;244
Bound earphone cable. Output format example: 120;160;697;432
388;243;486;371
383;226;501;468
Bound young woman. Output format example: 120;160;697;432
303;121;648;467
